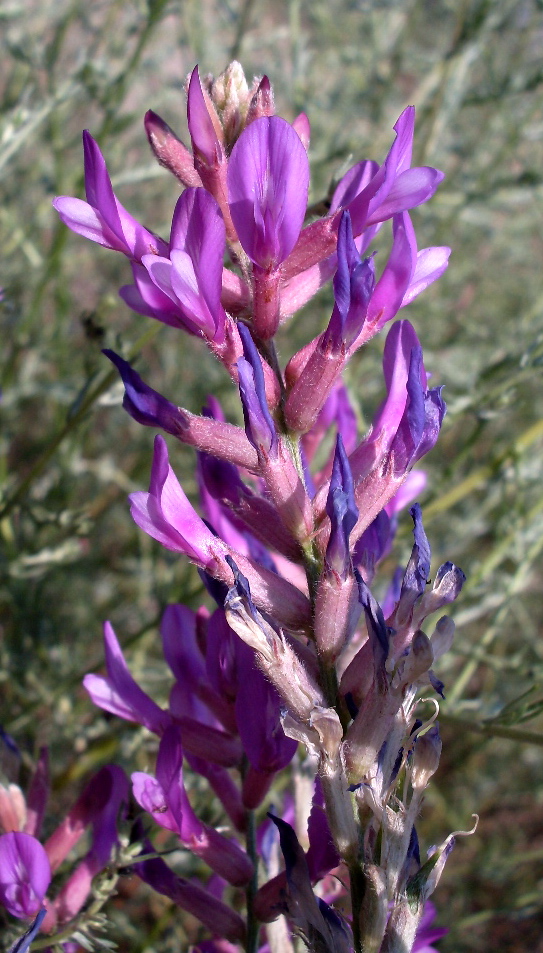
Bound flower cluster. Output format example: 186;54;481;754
20;61;467;952
0;738;127;952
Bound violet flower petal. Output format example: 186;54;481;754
237;324;277;456
7;907;46;953
401;246;451;308
324;211;375;351
83;621;168;733
235;641;297;773
357;573;389;686
0;833;51;918
228;116;309;269
135;846;246;942
54;132;166;260
104;350;187;435
367;166;445;225
365;212;416;333
129;435;227;565
325;435;358;577
120;262;188;327
134;728;253;886
400;503;432;605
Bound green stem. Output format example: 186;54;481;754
440;711;543;746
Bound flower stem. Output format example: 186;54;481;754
349;859;366;953
245;804;260;953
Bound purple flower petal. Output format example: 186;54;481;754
54;132;167;260
235;641;297;773
133;728;253;886
83;621;168;733
402;246;451;307
368;167;445;225
237;324;277;456
228;116;309;269
324;211;375;351
0;833;51;918
129;435;227;566
187;66;222;165
120;262;186;327
365;212;416;333
325;435;358;577
135;840;246;942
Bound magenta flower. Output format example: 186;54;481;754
0;832;51;918
132;726;253;886
83;621;170;734
227;115;309;270
142;188;227;343
53;132;167;260
130;435;312;631
129;434;228;567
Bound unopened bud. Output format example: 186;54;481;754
144;110;202;187
207;61;261;148
411;726;442;791
401;630;434;685
430;616;455;660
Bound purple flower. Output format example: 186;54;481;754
228;116;309;270
130;436;312;632
132;726;253;886
83;621;170;734
237;324;278;456
350;320;446;486
0;832;51;918
325;436;358;578
266;815;352;953
323;211;375;352
53;132;167;260
142;188;227;343
395;503;432;623
135;838;246;943
349;107;445;232
187;66;224;167
234;641;297;804
129;434;228;567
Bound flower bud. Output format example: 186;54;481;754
400;630;434;685
430;615;455;660
411;726;442;792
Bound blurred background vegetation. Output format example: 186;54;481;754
1;0;543;950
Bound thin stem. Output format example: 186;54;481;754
440;712;543;746
245;806;260;953
349;860;366;953
0;324;160;520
